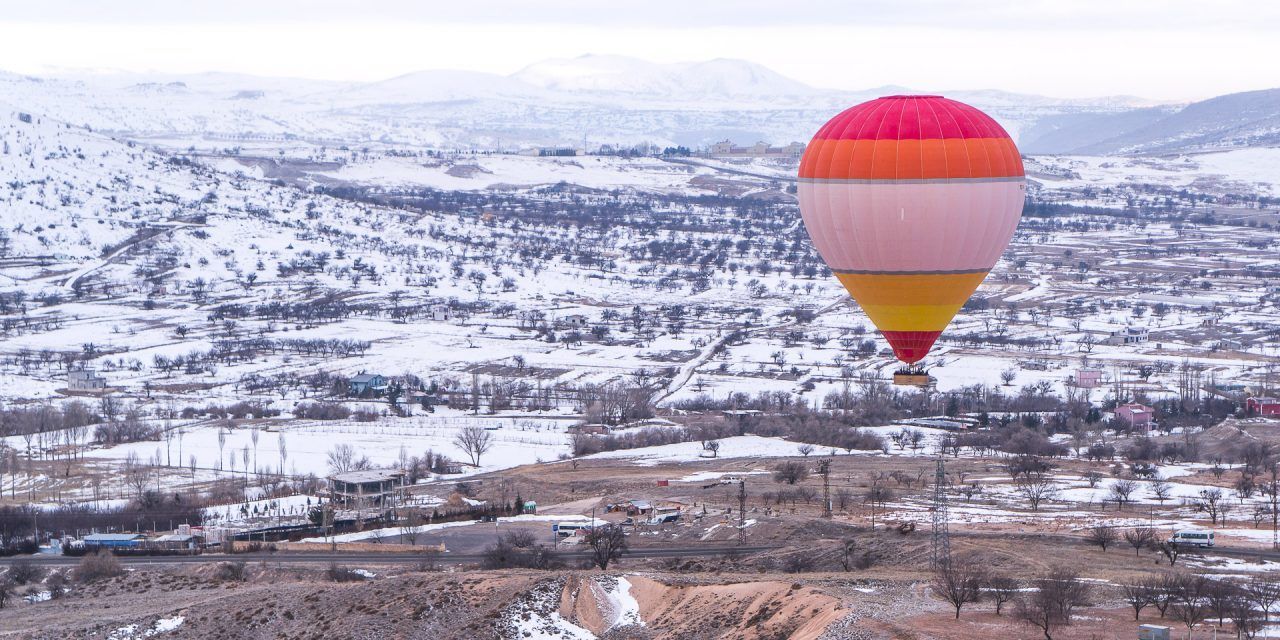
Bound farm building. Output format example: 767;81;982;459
152;533;203;551
407;391;446;408
1108;326;1149;345
560;314;589;329
608;498;686;520
1115;403;1155;430
1247;397;1280;416
429;304;451;321
567;423;611;435
894;417;973;431
67;369;107;391
81;533;145;549
707;140;805;157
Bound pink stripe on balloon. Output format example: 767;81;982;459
798;180;1024;273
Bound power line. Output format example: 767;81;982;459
931;456;951;570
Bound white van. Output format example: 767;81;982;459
1169;530;1215;548
553;522;591;538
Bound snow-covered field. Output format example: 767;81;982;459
2;90;1278;525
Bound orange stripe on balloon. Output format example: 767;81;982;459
798;138;1023;180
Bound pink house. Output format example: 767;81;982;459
1116;403;1155;431
1076;369;1103;389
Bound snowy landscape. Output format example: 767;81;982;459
2;8;1280;638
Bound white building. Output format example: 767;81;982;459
1108;326;1149;345
561;314;589;329
67;369;106;391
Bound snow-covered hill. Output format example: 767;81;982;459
1022;88;1280;155
3;97;1280;503
2;55;1243;152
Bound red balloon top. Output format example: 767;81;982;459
799;95;1024;181
811;95;1013;141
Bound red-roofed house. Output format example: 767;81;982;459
1247;397;1280;416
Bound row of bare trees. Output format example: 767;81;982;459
933;559;1089;640
1120;573;1278;638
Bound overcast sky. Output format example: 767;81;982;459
1;0;1275;101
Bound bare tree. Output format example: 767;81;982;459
702;439;721;458
399;514;421;546
907;429;926;453
1016;566;1091;640
1152;574;1179;618
932;557;985;619
863;485;894;527
1247;574;1280;626
278;432;288;476
1121;580;1157;620
326;443;370;474
1150;477;1172;503
985;574;1019;616
1204;579;1240;628
503;530;537;549
1124;527;1156;557
834;488;852;511
1085;524;1118;552
1170;573;1211;634
1109;478;1137;509
1014;473;1059;512
1234;597;1266;639
584;523;627;570
453;426;493;467
838;539;865;571
123;451;148;498
0;577;12;609
772;461;809;485
1194;487;1225;525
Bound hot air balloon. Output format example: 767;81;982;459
797;95;1024;382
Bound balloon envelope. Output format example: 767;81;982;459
797;95;1024;363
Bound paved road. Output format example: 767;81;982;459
0;544;778;567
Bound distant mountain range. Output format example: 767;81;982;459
1020;88;1280;154
2;55;1276;155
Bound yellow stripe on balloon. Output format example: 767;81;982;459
857;304;962;332
835;271;989;332
835;272;987;305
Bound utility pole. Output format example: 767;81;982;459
931;456;951;570
818;459;832;519
737;480;746;546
